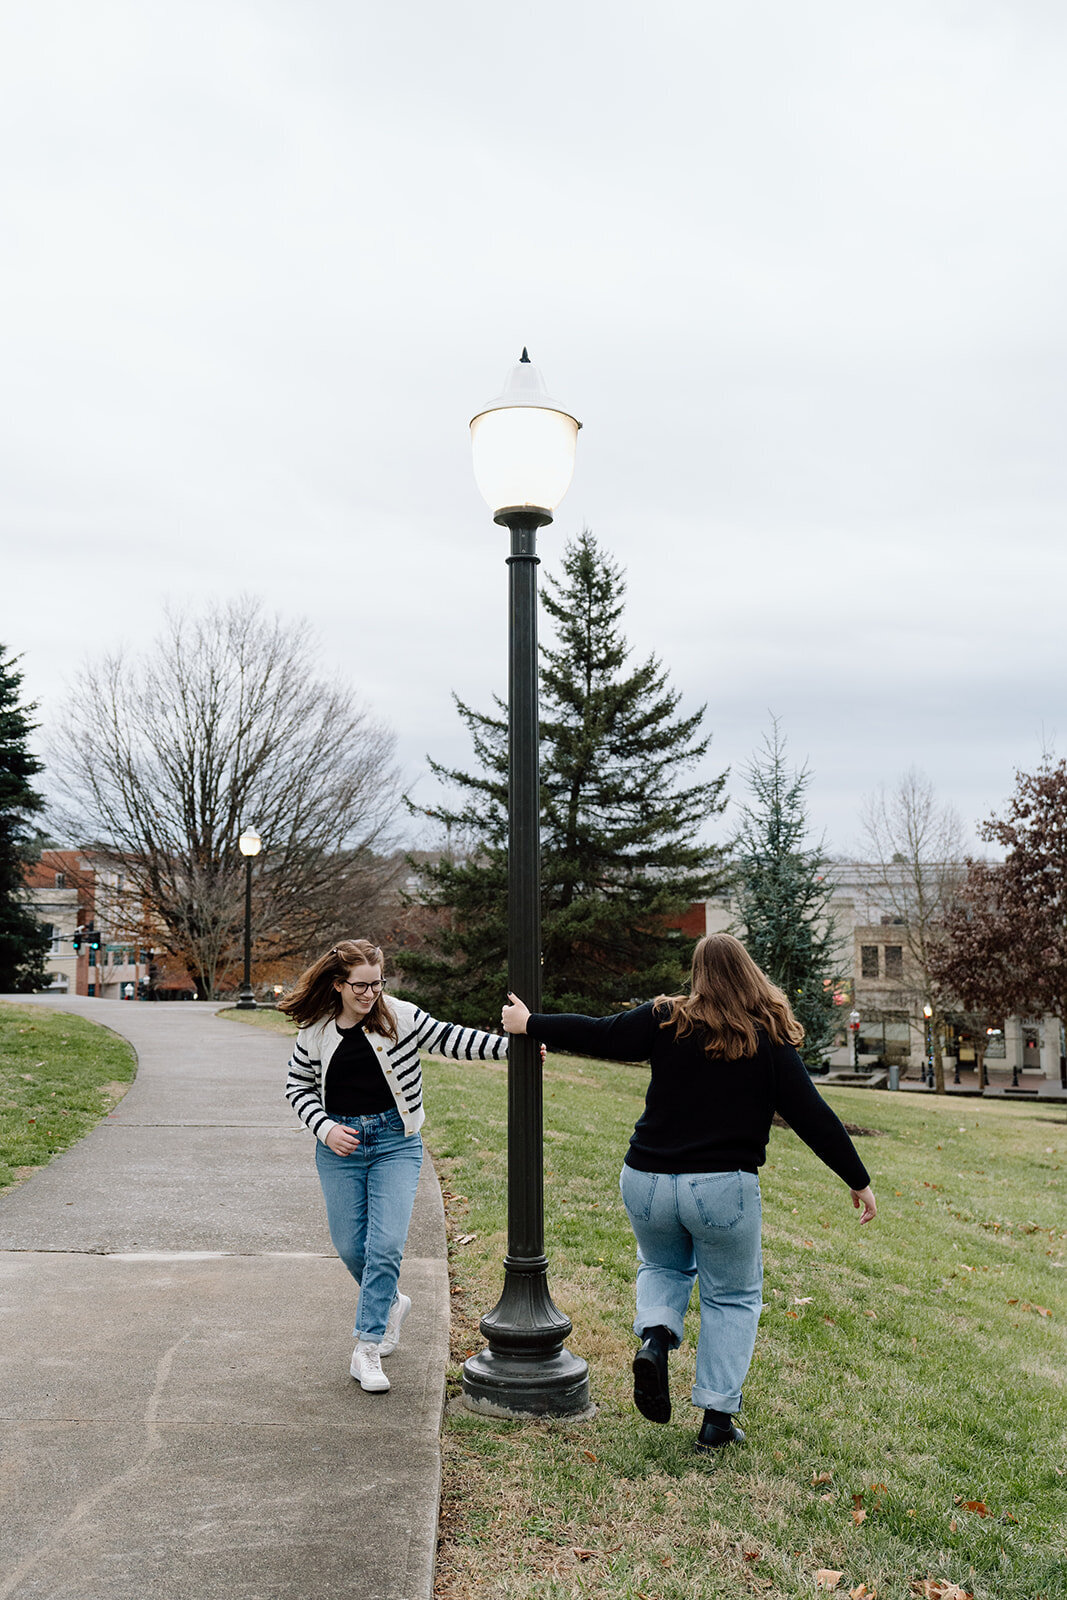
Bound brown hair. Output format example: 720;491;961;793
657;932;804;1060
278;938;398;1041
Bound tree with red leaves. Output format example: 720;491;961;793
931;759;1067;1091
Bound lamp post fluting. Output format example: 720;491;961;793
461;351;590;1418
236;829;262;1010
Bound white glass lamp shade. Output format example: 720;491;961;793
470;350;580;517
238;830;262;857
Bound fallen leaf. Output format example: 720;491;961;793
572;1548;595;1561
582;1449;597;1462
849;1586;875;1599
962;1500;988;1516
820;1492;835;1502
812;1471;834;1485
794;1295;814;1305
949;1519;957;1533
864;1310;878;1319
787;1310;800;1319
852;1507;867;1525
453;1232;477;1246
815;1571;844;1591
743;1549;760;1561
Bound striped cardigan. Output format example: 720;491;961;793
285;996;508;1143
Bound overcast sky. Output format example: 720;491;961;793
4;0;1065;859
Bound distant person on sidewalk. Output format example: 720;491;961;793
282;938;508;1394
501;933;876;1452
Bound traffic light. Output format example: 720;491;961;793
88;929;101;951
72;933;82;952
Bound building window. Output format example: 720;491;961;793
88;950;96;967
858;1012;910;1064
46;924;61;954
861;946;879;978
54;872;66;888
884;945;904;980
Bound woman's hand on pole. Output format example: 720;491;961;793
850;1185;877;1224
501;994;530;1034
325;1124;361;1156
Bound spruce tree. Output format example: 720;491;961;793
730;720;842;1065
402;532;727;1024
0;647;51;992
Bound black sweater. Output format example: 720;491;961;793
527;1003;870;1191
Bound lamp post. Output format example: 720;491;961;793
849;1009;861;1071
236;829;262;1010
461;350;589;1419
923;1004;933;1087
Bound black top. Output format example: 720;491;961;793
527;1003;870;1191
323;1021;394;1116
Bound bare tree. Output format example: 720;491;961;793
52;597;403;997
859;768;966;1093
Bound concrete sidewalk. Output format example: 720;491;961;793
0;996;449;1600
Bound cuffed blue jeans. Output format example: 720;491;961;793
315;1109;423;1344
620;1164;763;1414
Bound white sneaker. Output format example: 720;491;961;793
350;1341;390;1392
379;1293;411;1357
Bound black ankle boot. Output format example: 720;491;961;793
695;1408;746;1451
632;1325;672;1424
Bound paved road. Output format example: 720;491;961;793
0;996;448;1600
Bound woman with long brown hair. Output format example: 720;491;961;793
282;938;507;1393
501;932;875;1450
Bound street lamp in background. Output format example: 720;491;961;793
236;829;262;1010
849;1009;861;1071
923;1004;934;1086
461;350;590;1419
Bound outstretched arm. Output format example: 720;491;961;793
504;996;659;1062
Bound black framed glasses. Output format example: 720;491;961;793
344;979;385;995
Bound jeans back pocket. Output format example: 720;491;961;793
686;1172;745;1229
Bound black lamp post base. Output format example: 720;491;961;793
460;1255;590;1417
235;985;258;1011
461;1345;591;1418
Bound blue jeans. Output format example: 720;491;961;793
620;1164;763;1413
315;1110;423;1343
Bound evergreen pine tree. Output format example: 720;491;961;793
402;532;727;1024
730;720;842;1065
0;647;51;992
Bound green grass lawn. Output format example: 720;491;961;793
422;1052;1067;1600
0;1000;137;1191
216;1006;296;1033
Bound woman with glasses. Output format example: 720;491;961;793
281;938;507;1393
